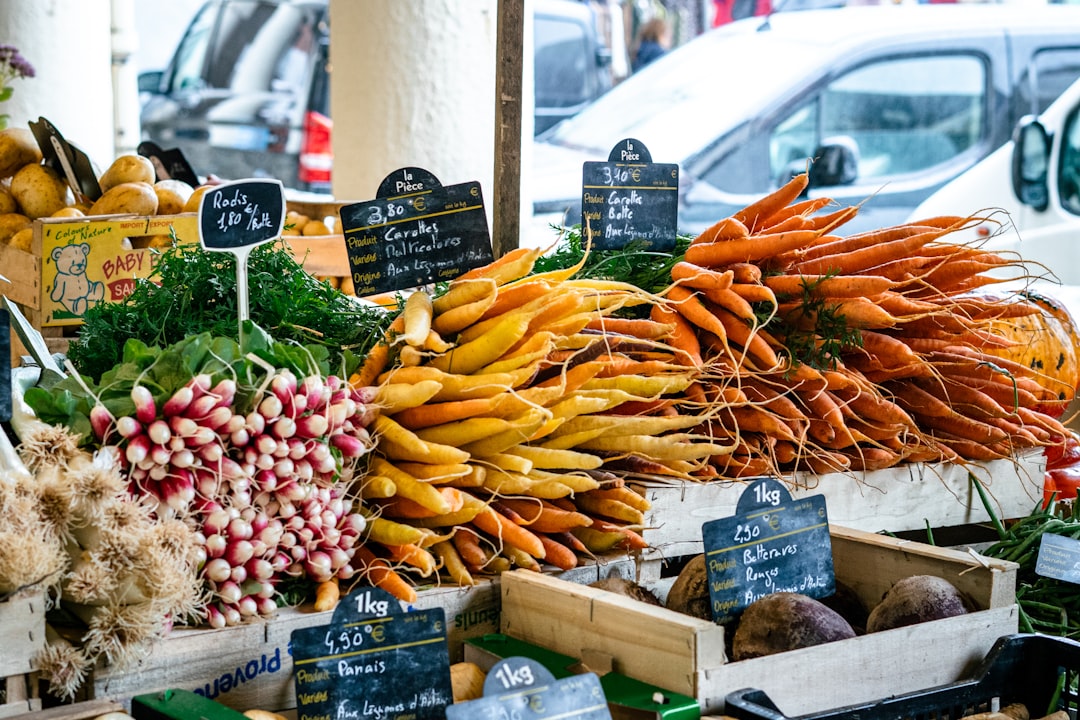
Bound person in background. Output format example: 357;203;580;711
631;17;671;72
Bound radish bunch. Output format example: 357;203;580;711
90;368;374;627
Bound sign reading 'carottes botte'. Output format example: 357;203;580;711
581;137;679;252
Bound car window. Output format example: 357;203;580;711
1060;104;1080;216
170;2;218;92
535;14;591;108
705;53;987;192
818;54;985;180
1016;48;1080;118
171;0;319;97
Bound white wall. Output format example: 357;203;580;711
0;0;115;169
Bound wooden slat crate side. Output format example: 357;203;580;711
830;526;1018;611
5;698;123;720
696;605;1019;716
500;571;724;699
633;452;1044;557
0;591;46;677
283;236;349;277
500;527;1019;709
0;673;40;719
0;244;41;309
88;620;269;709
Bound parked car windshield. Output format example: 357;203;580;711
171;0;317;103
538;26;833;162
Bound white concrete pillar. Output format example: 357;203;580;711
329;0;498;210
0;0;115;171
111;0;141;156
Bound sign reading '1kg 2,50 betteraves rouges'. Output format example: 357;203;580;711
581;138;679;252
339;167;494;295
290;587;454;720
702;477;835;624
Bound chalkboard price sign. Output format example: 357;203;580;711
446;657;612;720
702;477;834;624
1036;533;1080;584
338;167;494;295
291;586;453;720
198;179;286;251
580;138;678;252
0;309;9;423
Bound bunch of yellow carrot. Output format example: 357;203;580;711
656;172;1072;478
346;247;733;600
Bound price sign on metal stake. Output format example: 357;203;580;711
197;178;286;332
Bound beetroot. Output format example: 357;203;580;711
732;592;856;660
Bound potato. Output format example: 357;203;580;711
0;128;43;178
0;184;17;214
183;184;214;213
89;182;159;216
0;213;32;244
732;592;856;660
302;219;331;236
589;577;662;606
51;206;85;219
865;575;972;633
7;227;32;252
153;178;194;215
99;154;156;192
665;554;711;620
283;210;309;235
11;163;71;219
450;661;486;703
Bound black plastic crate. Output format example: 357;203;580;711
725;633;1080;720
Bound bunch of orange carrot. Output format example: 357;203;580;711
656;172;1072;478
346;246;733;600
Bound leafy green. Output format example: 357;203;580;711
531;224;692;298
764;274;864;370
24;327;332;446
67;238;392;380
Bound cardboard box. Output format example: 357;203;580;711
85;555;636;713
631;451;1045;559
0;589;46;718
499;525;1020;717
2;213;200;364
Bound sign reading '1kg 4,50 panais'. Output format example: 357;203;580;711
339;167;494;295
290;587;454;720
581;138;678;252
702;477;835;624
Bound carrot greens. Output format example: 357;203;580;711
67;237;391;380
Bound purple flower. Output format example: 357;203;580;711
0;44;34;79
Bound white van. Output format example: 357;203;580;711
910;76;1080;287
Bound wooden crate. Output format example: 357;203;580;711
631;451;1045;559
2;212;356;366
85;555;636;713
499;525;1020;717
0;590;46;718
2;213;201;364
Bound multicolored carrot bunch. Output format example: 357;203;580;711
656;172;1074;478
348;248;734;600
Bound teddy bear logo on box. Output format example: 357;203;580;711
50;242;104;318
